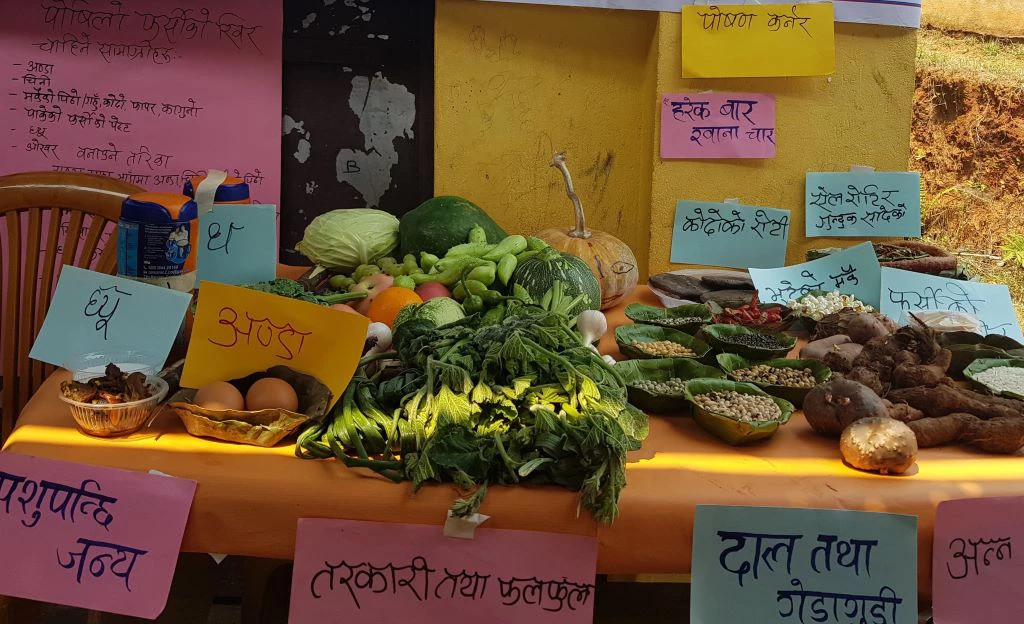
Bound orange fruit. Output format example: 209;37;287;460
367;287;422;327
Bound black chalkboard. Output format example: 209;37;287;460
280;0;434;264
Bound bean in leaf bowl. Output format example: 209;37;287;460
963;358;1024;400
698;324;797;360
715;354;831;407
624;303;712;334
614;324;712;361
683;378;795;445
614;358;724;414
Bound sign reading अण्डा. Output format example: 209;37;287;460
28;266;192;369
180;281;369;408
749;241;882;307
805;172;922;238
0;452;196;619
661;93;776;159
671;200;790;269
197;203;278;286
691;505;918;624
933;497;1023;624
880;267;1024;341
681;3;836;78
288;518;598;624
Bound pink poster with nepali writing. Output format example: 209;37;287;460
661;92;776;159
0;452;196;619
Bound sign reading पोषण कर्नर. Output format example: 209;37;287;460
671;200;790;270
681;3;836;78
749;242;882;307
690;505;918;624
805;172;922;238
661;93;776;159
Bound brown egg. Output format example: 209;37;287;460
194;381;245;411
245;378;299;412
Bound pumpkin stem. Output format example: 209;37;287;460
551;152;591;239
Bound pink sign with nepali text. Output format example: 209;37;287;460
0;452;196;620
933;497;1024;624
289;518;598;624
660;92;776;159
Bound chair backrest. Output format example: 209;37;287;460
0;172;143;443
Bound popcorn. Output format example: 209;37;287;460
788;291;874;321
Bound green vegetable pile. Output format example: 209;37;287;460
296;295;648;524
241;278;365;306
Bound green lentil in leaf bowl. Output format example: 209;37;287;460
614;358;724;414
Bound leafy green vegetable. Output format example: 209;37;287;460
295;208;400;272
241;279;365;306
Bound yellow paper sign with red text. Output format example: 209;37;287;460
681;3;836;78
181;282;368;408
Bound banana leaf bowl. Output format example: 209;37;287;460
683;378;795;446
698;324;797;360
963;358;1024;400
614;358;724;414
624;303;712;335
938;332;1024;378
715;354;831;407
615;324;712;361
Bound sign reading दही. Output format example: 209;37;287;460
288;518;598;624
749;242;882;307
180;282;368;407
0;453;196;619
681;3;836;78
691;505;918;624
671;200;790;269
661;93;776;159
805;172;922;238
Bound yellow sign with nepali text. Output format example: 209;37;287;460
181;282;369;408
681;3;836;78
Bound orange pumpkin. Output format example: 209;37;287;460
536;153;639;310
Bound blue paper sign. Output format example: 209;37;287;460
805;172;922;238
749;242;881;307
691;505;918;624
671;200;790;269
881;268;1023;341
29;266;191;368
198;204;277;286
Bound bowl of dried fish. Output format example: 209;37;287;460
59;363;168;437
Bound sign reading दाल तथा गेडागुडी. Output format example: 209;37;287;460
0;452;196;619
690;505;918;624
661;93;776;159
681;3;836;78
288;518;598;624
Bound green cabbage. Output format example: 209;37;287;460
295;208;399;272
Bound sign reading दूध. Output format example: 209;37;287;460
681;3;836;78
805;172;922;238
749;242;882;307
28;266;191;369
690;505;918;624
661;92;776;159
288;518;598;624
933;497;1024;624
0;452;196;619
671;200;790;269
180;282;369;408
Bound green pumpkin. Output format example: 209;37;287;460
509;248;601;317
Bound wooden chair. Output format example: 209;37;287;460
0;172;142;443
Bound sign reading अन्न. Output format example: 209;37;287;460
661;93;776;159
805;172;922;238
749;241;882;307
690;505;918;624
681;3;836;78
288;518;598;624
0;452;196;619
671;200;790;269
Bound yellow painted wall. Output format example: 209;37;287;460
435;1;917;277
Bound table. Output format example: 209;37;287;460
6;287;1024;602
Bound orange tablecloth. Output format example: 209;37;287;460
6;286;1023;600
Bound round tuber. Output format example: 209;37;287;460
840;417;918;475
803;379;890;435
847;314;892;345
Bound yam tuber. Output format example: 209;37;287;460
908;413;1024;453
840;417;918;475
891;349;952;389
803;379;890;436
884;400;925;423
841;367;885;396
821;343;864;373
801;335;852;361
887;384;1024;420
906;414;972;447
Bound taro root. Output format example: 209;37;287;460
840;417;918;475
803;379;890;435
847;314;893;345
821;343;864;373
907;413;1024;454
842;367;885;396
800;335;852;361
813;310;894;344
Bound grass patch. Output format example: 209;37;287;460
917;28;1024;84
